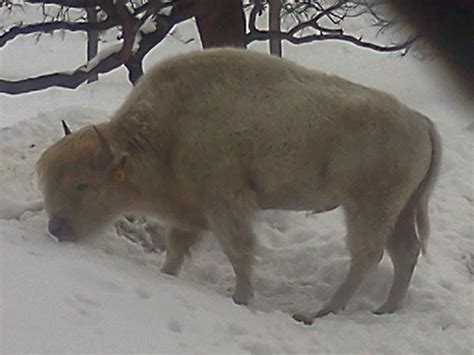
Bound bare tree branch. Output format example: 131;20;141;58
24;0;104;8
0;50;124;94
125;10;191;84
0;19;118;48
247;29;415;53
134;0;177;18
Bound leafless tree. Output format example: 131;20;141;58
248;0;415;55
0;0;194;94
0;0;415;94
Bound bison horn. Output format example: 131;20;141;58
61;120;72;136
92;125;114;169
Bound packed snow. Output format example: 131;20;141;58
1;18;473;354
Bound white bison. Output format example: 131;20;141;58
37;48;441;324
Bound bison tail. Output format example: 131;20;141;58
415;120;442;254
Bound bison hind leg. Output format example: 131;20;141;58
294;199;402;324
374;205;420;314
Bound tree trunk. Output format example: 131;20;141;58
194;0;246;49
269;0;282;57
86;7;99;83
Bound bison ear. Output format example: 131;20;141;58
112;153;129;183
93;125;114;170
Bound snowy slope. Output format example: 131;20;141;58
1;19;473;354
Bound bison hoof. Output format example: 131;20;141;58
293;313;315;325
232;291;253;305
293;307;337;324
314;308;336;318
231;288;253;306
373;304;398;315
160;265;180;276
232;296;248;306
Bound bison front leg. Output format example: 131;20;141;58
207;200;256;305
161;228;200;276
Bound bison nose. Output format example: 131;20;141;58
48;217;72;241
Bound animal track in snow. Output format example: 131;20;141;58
73;293;101;308
167;319;182;333
227;322;247;336
241;341;272;355
64;293;101;318
135;287;152;299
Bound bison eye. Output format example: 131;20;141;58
74;183;89;192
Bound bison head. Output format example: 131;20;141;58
36;123;130;242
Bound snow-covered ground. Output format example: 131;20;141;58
1;18;473;354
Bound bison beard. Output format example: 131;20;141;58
36;48;441;324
